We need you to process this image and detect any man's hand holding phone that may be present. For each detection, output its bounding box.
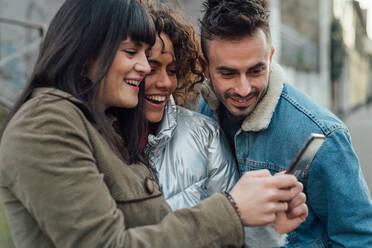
[271,133,325,233]
[285,133,325,179]
[229,134,325,233]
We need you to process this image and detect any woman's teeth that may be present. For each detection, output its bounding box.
[125,80,140,87]
[146,95,166,103]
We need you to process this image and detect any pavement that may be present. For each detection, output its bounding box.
[345,103,372,196]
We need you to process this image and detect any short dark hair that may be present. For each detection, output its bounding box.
[147,2,203,107]
[2,0,155,163]
[200,0,271,60]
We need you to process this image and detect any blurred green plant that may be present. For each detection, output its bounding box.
[330,18,346,83]
[0,106,14,247]
[330,18,346,115]
[0,204,14,248]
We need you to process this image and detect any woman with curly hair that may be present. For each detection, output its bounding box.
[140,3,307,247]
[142,3,238,210]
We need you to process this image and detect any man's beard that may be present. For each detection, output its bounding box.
[223,86,268,122]
[209,76,269,121]
[223,91,259,103]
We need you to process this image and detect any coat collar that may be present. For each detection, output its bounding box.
[200,62,284,132]
[146,96,178,149]
[31,87,102,126]
[31,87,83,105]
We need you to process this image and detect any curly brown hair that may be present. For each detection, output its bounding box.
[146,2,203,108]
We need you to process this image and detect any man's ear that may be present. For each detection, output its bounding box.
[198,55,210,79]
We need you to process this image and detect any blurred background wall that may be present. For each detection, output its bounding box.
[2,0,370,116]
[0,0,372,247]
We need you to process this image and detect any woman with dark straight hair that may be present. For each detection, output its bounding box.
[1,0,156,162]
[0,0,305,247]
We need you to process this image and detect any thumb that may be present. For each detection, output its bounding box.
[244,169,271,178]
[274,170,286,176]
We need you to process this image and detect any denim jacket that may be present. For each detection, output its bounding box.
[197,63,372,248]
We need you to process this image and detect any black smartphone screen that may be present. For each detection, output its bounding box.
[286,133,325,178]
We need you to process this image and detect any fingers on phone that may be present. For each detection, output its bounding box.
[273,188,298,202]
[287,193,307,218]
[276,201,289,212]
[274,174,298,187]
[274,171,286,176]
[288,203,308,220]
[244,169,271,178]
[288,192,306,209]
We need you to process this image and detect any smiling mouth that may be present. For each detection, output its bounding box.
[228,95,256,108]
[145,95,167,104]
[125,80,141,87]
[228,92,258,105]
[231,97,251,103]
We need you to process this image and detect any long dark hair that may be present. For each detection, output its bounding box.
[1,0,155,164]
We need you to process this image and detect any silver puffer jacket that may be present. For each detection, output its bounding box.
[144,98,287,248]
[145,97,238,210]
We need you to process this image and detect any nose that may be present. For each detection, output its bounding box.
[156,70,173,89]
[235,75,252,97]
[134,53,151,75]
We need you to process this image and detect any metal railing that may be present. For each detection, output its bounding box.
[280,24,319,72]
[0,17,45,108]
[0,16,46,37]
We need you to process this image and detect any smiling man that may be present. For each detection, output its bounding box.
[205,30,273,122]
[197,0,372,247]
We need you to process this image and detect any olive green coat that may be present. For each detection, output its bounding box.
[0,88,244,248]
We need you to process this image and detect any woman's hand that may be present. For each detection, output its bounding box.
[230,170,303,226]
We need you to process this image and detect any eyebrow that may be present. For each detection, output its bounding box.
[148,59,162,67]
[248,62,266,72]
[120,40,146,48]
[216,66,239,73]
[148,59,177,67]
[216,62,266,72]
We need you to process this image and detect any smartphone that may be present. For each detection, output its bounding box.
[285,133,325,179]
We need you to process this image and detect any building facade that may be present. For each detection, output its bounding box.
[0,0,335,111]
[334,0,372,116]
[269,0,333,110]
